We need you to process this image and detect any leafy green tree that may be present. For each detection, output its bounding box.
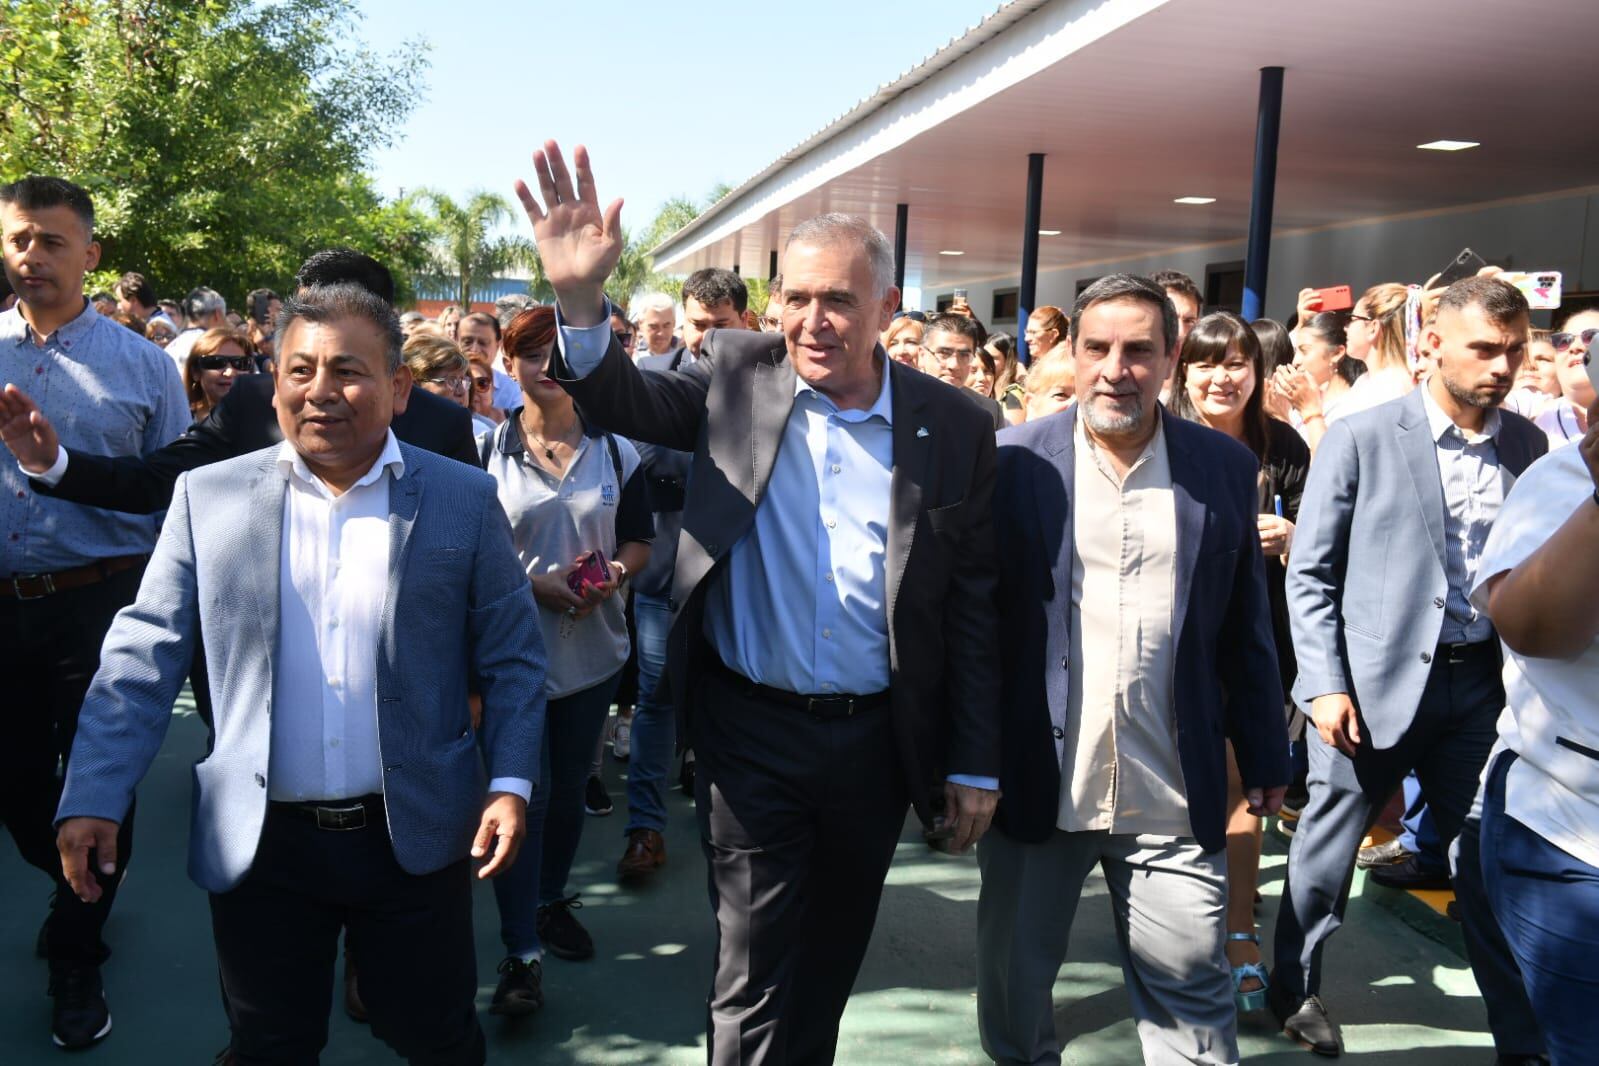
[0,0,432,305]
[420,190,538,310]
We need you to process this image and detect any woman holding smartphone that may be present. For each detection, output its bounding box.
[479,306,653,1016]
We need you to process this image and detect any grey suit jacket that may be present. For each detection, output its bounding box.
[57,443,547,893]
[1287,388,1547,747]
[554,328,1001,826]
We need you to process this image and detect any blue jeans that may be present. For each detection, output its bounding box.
[494,670,621,957]
[624,592,676,835]
[1482,750,1597,1065]
[1398,769,1448,872]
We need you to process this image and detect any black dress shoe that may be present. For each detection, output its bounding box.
[49,959,113,1049]
[536,896,594,961]
[1268,977,1341,1057]
[1355,837,1412,869]
[490,956,544,1016]
[1368,856,1451,891]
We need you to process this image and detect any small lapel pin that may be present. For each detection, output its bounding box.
[916,426,930,438]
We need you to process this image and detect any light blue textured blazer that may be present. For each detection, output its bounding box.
[56,443,547,894]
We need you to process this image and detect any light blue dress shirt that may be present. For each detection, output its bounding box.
[1421,386,1508,644]
[558,303,996,792]
[2,301,189,575]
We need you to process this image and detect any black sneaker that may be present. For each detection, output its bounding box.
[536,896,594,961]
[489,956,544,1016]
[584,776,613,816]
[49,960,112,1049]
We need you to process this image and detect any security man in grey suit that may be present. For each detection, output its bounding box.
[516,140,1002,1065]
[1272,276,1548,1060]
[54,284,548,1065]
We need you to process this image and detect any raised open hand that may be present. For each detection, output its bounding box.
[514,141,623,327]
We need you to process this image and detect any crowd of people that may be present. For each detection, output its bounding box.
[0,142,1593,1066]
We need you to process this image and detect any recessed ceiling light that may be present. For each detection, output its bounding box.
[1173,196,1216,205]
[1417,139,1480,152]
[1038,229,1062,236]
[939,249,964,256]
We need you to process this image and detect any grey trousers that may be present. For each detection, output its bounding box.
[1272,644,1544,1056]
[976,827,1239,1066]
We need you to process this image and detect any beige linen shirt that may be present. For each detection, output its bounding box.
[1059,416,1190,836]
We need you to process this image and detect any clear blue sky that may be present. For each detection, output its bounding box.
[355,0,994,236]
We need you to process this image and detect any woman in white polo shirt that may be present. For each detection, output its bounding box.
[1471,411,1599,1066]
[479,306,652,1016]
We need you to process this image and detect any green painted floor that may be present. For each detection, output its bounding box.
[0,697,1501,1064]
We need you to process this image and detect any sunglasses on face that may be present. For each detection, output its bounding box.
[469,376,493,392]
[1550,328,1599,352]
[614,332,635,348]
[195,356,254,372]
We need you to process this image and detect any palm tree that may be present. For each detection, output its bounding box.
[421,190,536,309]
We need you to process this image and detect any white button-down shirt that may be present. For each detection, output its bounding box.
[269,431,529,802]
[1060,416,1189,836]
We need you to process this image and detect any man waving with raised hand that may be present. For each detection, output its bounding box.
[517,140,1002,1065]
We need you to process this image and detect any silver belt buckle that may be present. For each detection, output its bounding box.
[313,803,367,831]
[10,573,55,600]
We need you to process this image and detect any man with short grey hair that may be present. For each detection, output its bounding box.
[631,291,677,359]
[494,292,535,331]
[167,286,226,367]
[518,140,1001,1065]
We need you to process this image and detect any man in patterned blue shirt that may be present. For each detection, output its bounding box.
[0,175,188,1051]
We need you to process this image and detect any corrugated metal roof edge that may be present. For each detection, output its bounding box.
[647,0,1053,266]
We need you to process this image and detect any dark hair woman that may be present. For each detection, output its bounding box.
[1170,311,1311,1017]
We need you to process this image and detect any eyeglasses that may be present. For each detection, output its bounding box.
[925,346,975,361]
[1550,328,1599,352]
[421,375,468,393]
[194,356,254,372]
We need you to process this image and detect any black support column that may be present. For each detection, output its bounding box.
[893,202,909,310]
[1242,66,1284,321]
[1018,153,1044,364]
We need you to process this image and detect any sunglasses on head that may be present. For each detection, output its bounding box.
[195,355,254,372]
[1549,328,1599,352]
[892,310,928,324]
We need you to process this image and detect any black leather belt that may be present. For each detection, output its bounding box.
[710,658,889,720]
[269,794,383,831]
[1437,639,1498,665]
[1,553,147,600]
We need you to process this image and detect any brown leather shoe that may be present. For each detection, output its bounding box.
[617,829,666,883]
[344,950,368,1023]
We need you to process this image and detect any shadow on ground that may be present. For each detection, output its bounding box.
[0,703,1495,1064]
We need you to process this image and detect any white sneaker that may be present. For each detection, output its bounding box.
[612,716,632,760]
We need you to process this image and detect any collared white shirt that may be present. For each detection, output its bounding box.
[1421,385,1508,644]
[1471,444,1599,869]
[1060,416,1189,836]
[269,431,530,802]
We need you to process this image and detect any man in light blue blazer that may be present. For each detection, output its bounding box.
[53,283,547,1066]
[1272,276,1547,1061]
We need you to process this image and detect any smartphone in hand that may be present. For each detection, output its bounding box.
[566,549,612,596]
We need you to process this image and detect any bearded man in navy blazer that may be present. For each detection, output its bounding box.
[976,274,1289,1066]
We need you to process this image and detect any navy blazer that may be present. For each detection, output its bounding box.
[990,406,1289,853]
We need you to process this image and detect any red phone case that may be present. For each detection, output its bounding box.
[1311,285,1353,312]
[567,549,612,596]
